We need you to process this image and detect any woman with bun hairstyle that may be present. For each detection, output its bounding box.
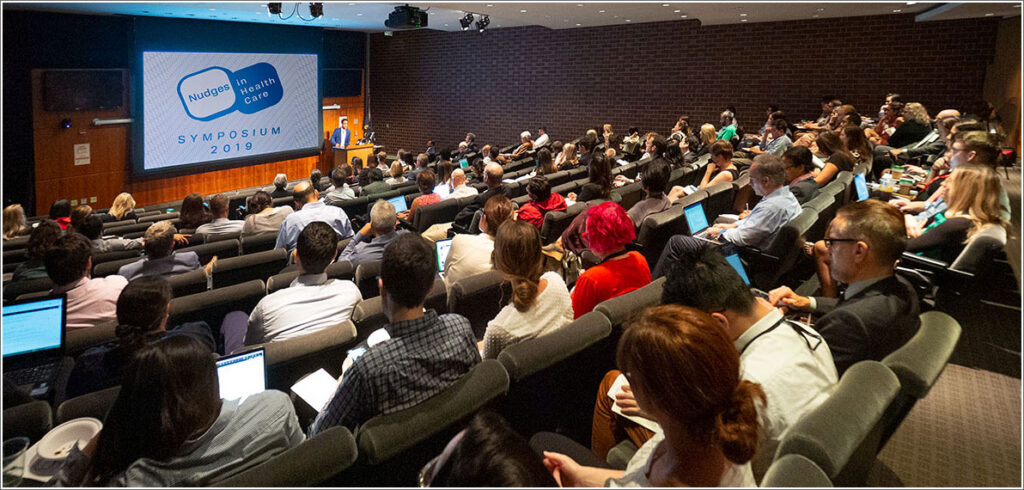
[481,220,573,359]
[541,304,763,486]
[64,276,215,399]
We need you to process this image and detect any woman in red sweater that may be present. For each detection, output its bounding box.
[570,202,651,318]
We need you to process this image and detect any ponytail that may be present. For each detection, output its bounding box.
[714,380,766,464]
[508,276,540,313]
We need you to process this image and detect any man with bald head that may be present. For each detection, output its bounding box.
[447,168,479,200]
[274,180,353,251]
[451,162,510,234]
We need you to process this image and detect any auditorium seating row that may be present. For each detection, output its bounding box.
[3,274,963,487]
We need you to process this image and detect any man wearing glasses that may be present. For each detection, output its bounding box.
[769,200,921,375]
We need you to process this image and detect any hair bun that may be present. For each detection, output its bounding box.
[714,380,765,464]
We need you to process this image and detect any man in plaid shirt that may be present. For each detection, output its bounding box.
[310,233,480,434]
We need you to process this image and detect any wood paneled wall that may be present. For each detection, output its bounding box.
[31,71,364,215]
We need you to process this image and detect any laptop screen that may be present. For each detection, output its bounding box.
[459,158,469,169]
[387,195,408,213]
[684,202,709,235]
[724,253,752,286]
[854,173,869,202]
[215,348,266,402]
[435,238,453,273]
[2,297,65,358]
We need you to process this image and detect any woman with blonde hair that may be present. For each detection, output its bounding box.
[887,102,932,149]
[3,204,27,239]
[386,161,407,185]
[481,220,572,359]
[696,123,717,156]
[906,165,1011,262]
[109,192,137,221]
[556,142,579,171]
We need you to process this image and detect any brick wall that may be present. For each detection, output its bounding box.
[368,13,998,152]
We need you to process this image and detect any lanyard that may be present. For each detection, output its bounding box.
[739,317,823,354]
[599,249,630,264]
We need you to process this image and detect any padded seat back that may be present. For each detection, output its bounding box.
[240,231,279,254]
[761,454,833,487]
[3,277,54,302]
[774,361,900,486]
[497,312,613,441]
[213,426,358,487]
[272,196,296,209]
[194,230,242,244]
[3,248,28,266]
[352,360,509,485]
[412,199,460,233]
[102,222,152,236]
[138,212,180,223]
[539,201,587,245]
[594,277,665,327]
[233,320,358,389]
[338,196,370,220]
[745,208,817,289]
[176,239,241,264]
[950,224,1007,275]
[546,170,571,187]
[56,386,121,424]
[834,171,854,205]
[3,400,53,444]
[613,182,644,210]
[167,268,209,297]
[168,279,266,328]
[446,270,509,340]
[635,190,707,266]
[92,249,141,267]
[703,182,736,222]
[211,249,289,289]
[66,320,118,358]
[266,260,355,294]
[354,261,381,299]
[803,194,836,242]
[3,235,30,250]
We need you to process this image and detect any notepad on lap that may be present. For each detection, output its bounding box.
[607,374,662,433]
[291,369,338,413]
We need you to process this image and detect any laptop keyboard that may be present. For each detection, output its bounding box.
[7,361,59,387]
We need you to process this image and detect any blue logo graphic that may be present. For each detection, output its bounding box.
[177,62,283,121]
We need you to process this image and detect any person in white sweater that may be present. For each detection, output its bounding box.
[481,220,573,359]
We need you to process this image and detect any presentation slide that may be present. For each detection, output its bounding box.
[141,51,320,172]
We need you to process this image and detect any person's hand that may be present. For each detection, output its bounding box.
[705,225,722,239]
[931,157,950,175]
[173,234,190,245]
[567,192,578,202]
[615,384,651,420]
[359,223,372,236]
[543,451,585,487]
[203,256,218,276]
[748,147,765,154]
[768,286,811,313]
[905,165,926,175]
[738,209,752,220]
[905,215,924,238]
[899,201,926,214]
[890,148,904,158]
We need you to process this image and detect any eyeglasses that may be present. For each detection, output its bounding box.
[823,237,859,247]
[949,145,968,154]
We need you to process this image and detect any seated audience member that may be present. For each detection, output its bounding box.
[518,176,567,230]
[323,165,357,205]
[534,127,551,149]
[65,276,215,399]
[782,146,820,204]
[452,162,510,233]
[423,411,557,487]
[52,335,303,486]
[11,220,62,282]
[770,200,921,375]
[694,123,717,156]
[435,160,455,194]
[361,167,391,196]
[310,234,480,434]
[118,221,203,280]
[426,140,436,160]
[45,233,128,329]
[274,181,353,251]
[270,173,291,198]
[603,124,616,148]
[540,305,761,487]
[68,204,93,235]
[905,165,1010,263]
[309,168,324,190]
[445,195,515,288]
[656,248,836,478]
[535,148,558,176]
[399,169,440,221]
[510,130,534,158]
[716,110,738,141]
[349,155,365,173]
[447,168,479,200]
[627,159,671,227]
[663,137,685,167]
[810,96,839,128]
[814,151,856,187]
[842,125,874,168]
[241,190,294,236]
[178,192,212,231]
[339,199,408,265]
[482,220,573,359]
[247,222,361,345]
[576,135,598,169]
[753,119,792,157]
[873,111,959,175]
[108,192,138,222]
[699,140,739,189]
[670,115,691,140]
[568,153,613,203]
[3,203,28,239]
[377,151,394,175]
[556,142,579,170]
[480,144,494,164]
[49,199,72,230]
[571,202,651,318]
[465,132,479,153]
[867,100,903,146]
[194,194,244,237]
[455,141,470,161]
[407,153,431,182]
[642,133,667,161]
[887,102,933,149]
[653,155,801,278]
[386,160,408,186]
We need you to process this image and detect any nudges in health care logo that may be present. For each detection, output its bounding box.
[177,62,283,121]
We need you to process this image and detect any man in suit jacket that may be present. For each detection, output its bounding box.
[782,146,820,205]
[331,118,351,148]
[451,162,509,234]
[769,199,920,375]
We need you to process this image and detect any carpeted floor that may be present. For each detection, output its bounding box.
[869,363,1022,487]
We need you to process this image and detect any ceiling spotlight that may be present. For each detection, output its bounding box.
[892,9,902,13]
[476,15,490,32]
[460,12,474,30]
[309,2,324,18]
[267,2,282,15]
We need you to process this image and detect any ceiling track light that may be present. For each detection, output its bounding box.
[309,2,323,18]
[267,2,282,15]
[476,14,490,32]
[459,12,474,30]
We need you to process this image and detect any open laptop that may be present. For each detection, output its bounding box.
[215,348,266,402]
[458,158,469,169]
[435,238,453,280]
[853,173,869,202]
[723,253,770,299]
[684,202,723,245]
[387,195,408,214]
[2,296,67,397]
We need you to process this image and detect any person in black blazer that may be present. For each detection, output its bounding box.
[782,146,820,205]
[769,199,920,375]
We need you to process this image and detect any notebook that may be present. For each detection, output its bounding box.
[854,173,869,202]
[2,296,67,396]
[215,348,266,402]
[387,195,408,213]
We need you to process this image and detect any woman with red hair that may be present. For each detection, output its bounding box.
[570,202,651,318]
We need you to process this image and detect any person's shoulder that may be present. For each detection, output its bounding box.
[234,390,296,421]
[437,312,473,332]
[98,274,129,288]
[324,278,362,297]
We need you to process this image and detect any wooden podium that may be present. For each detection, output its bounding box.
[331,143,374,170]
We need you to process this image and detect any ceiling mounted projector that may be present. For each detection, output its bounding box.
[384,4,428,29]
